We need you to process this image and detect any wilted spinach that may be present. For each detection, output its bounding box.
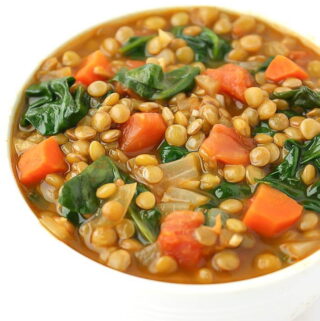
[59,155,162,240]
[201,181,252,209]
[128,205,161,244]
[60,207,87,226]
[259,137,320,212]
[113,63,200,100]
[172,26,231,67]
[253,121,276,136]
[158,141,189,163]
[21,77,89,135]
[120,35,154,59]
[272,86,320,109]
[59,156,120,215]
[254,56,274,73]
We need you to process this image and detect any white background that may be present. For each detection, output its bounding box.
[0,0,319,320]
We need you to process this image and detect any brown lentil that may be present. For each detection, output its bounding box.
[268,113,289,131]
[244,87,266,108]
[102,200,125,222]
[92,226,117,247]
[96,183,117,199]
[136,191,156,210]
[154,256,178,274]
[299,212,319,232]
[165,124,188,146]
[301,164,317,185]
[219,199,243,214]
[258,100,277,120]
[212,250,240,271]
[74,126,97,140]
[223,165,246,183]
[91,111,111,132]
[246,165,265,185]
[250,146,271,167]
[142,165,163,184]
[196,268,214,284]
[254,253,282,271]
[100,129,121,143]
[107,249,131,271]
[194,226,217,246]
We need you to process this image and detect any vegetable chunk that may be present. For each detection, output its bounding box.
[120,113,166,156]
[244,184,303,237]
[265,55,308,82]
[200,124,255,165]
[204,63,253,101]
[75,50,112,85]
[158,211,204,268]
[18,137,67,185]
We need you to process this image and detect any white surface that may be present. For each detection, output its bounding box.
[0,0,319,320]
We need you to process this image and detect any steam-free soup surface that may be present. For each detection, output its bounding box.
[11,7,320,284]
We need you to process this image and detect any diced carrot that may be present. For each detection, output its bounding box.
[158,211,205,269]
[18,137,67,185]
[200,124,255,165]
[120,113,166,156]
[265,55,308,82]
[125,60,145,69]
[204,64,253,102]
[243,184,303,237]
[75,50,112,85]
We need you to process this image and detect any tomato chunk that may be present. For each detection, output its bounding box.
[120,113,166,156]
[204,64,253,102]
[244,184,303,237]
[158,211,205,269]
[265,55,308,82]
[200,124,255,165]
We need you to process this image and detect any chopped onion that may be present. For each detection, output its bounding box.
[109,183,137,216]
[158,202,191,214]
[79,183,137,256]
[14,138,36,154]
[149,153,201,197]
[40,181,57,203]
[40,215,70,241]
[280,240,320,260]
[135,243,160,267]
[161,186,209,209]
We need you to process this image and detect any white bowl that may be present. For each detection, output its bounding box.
[2,2,320,321]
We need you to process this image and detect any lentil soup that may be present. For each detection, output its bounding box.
[11,7,320,284]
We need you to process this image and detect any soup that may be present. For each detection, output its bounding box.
[11,7,320,284]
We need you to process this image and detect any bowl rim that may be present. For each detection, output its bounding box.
[6,5,320,293]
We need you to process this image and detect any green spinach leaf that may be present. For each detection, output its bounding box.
[59,155,163,237]
[172,26,231,67]
[128,206,161,244]
[113,63,200,100]
[272,86,320,109]
[120,35,154,59]
[254,56,274,73]
[259,138,320,212]
[158,140,189,163]
[253,121,276,136]
[212,181,252,200]
[59,156,120,215]
[22,77,89,135]
[60,207,86,227]
[201,181,252,209]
